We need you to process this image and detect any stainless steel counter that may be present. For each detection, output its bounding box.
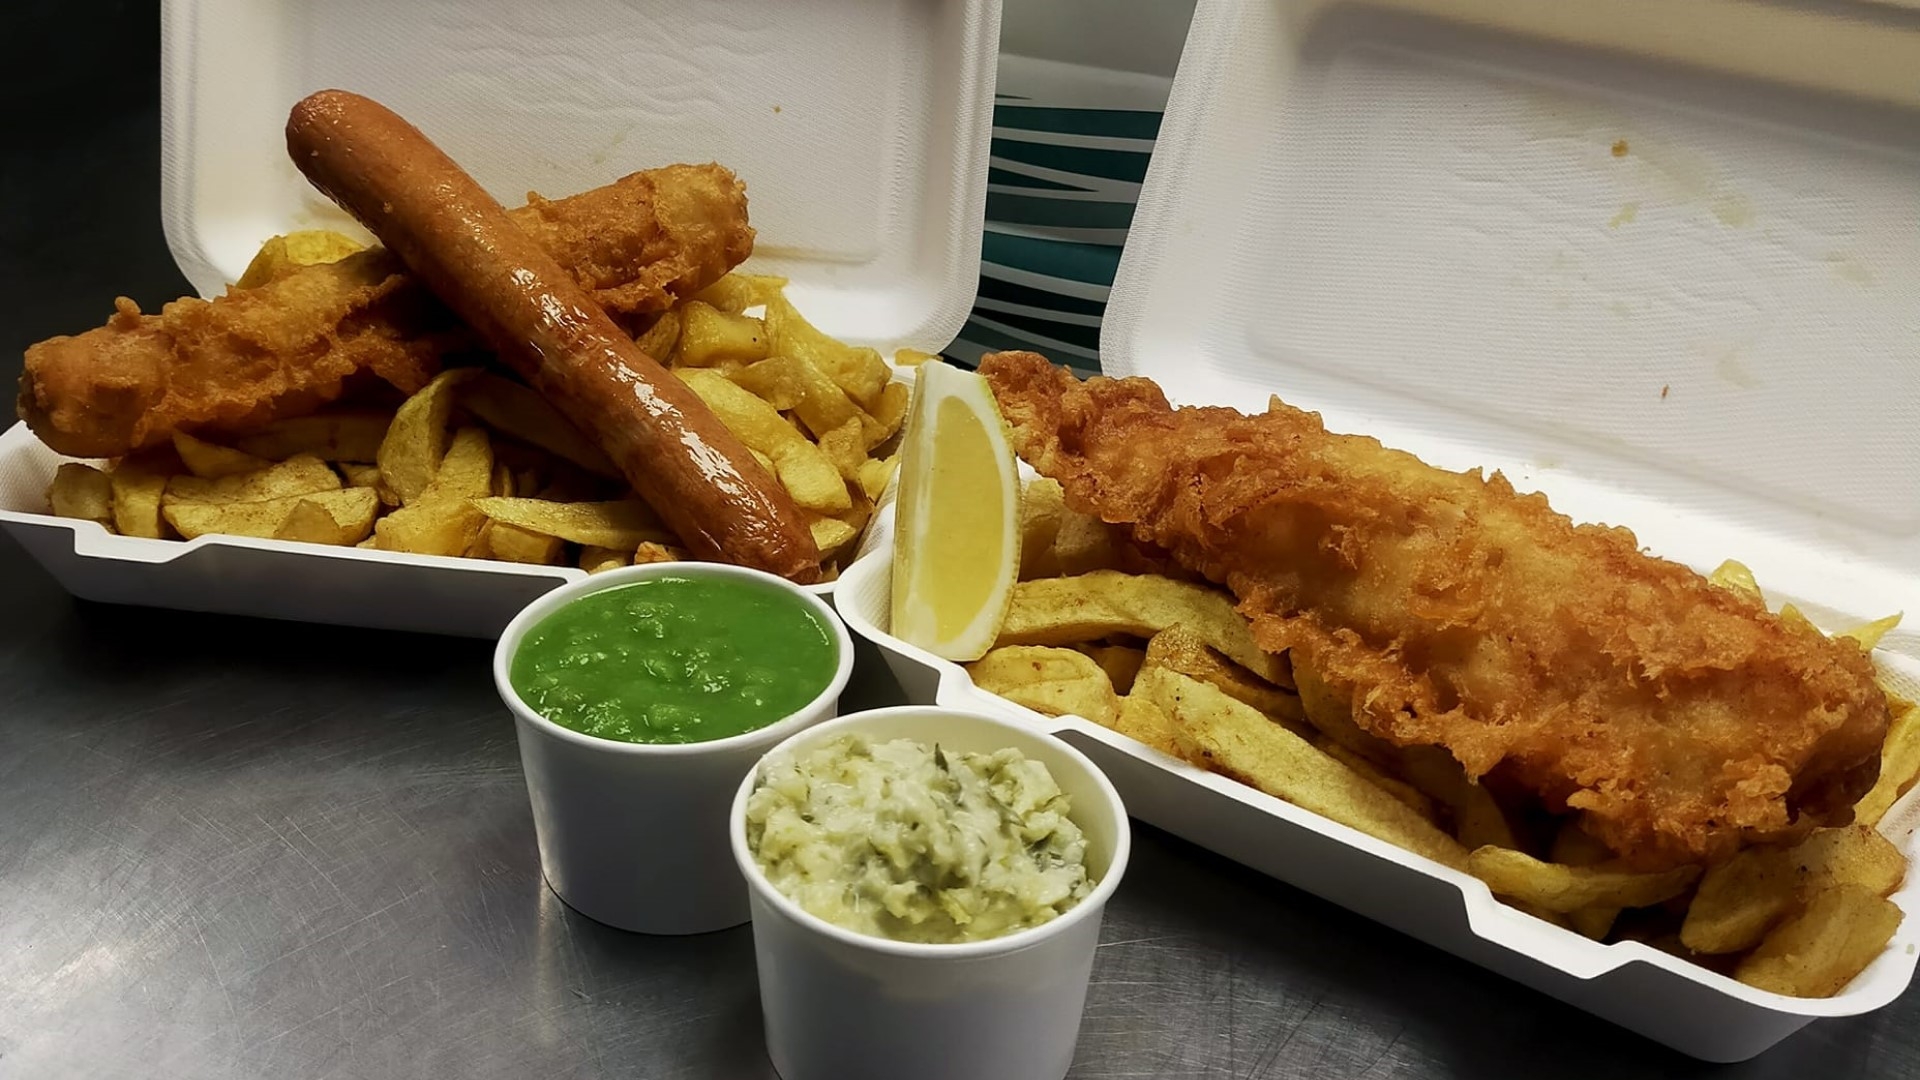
[3,5,1915,1077]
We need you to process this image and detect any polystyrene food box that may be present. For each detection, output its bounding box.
[840,0,1920,1063]
[0,0,998,635]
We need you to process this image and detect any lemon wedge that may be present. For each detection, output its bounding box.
[891,361,1020,661]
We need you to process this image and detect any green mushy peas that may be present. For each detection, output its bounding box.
[510,575,835,745]
[746,734,1094,944]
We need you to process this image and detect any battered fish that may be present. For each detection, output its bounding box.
[981,352,1890,870]
[18,164,754,458]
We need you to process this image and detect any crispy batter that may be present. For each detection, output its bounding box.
[18,164,754,458]
[981,352,1890,870]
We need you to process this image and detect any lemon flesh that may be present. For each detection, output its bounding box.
[891,363,1020,661]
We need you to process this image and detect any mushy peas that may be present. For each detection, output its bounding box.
[746,734,1093,943]
[510,575,836,744]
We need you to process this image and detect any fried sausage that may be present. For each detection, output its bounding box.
[285,89,819,582]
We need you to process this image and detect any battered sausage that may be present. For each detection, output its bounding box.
[285,89,820,582]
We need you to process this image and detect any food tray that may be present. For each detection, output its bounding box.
[0,0,999,635]
[841,0,1920,1061]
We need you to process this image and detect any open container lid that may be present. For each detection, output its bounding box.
[1103,0,1920,666]
[160,0,1000,356]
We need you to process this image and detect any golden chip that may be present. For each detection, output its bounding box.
[480,521,566,565]
[1681,825,1907,954]
[969,646,1120,727]
[1856,693,1920,828]
[1139,667,1468,871]
[233,412,391,464]
[677,368,851,512]
[377,369,476,504]
[673,301,770,367]
[164,455,340,505]
[48,463,113,527]
[634,307,682,362]
[693,272,789,314]
[171,432,271,479]
[167,487,377,543]
[110,450,179,539]
[472,498,674,550]
[235,229,365,289]
[998,571,1289,686]
[458,374,619,478]
[272,489,380,546]
[1466,847,1698,914]
[764,294,889,409]
[1734,884,1902,998]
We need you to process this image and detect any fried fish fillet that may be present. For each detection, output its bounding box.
[18,164,754,458]
[981,351,1890,870]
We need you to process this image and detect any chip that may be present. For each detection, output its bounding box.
[1856,694,1920,828]
[377,369,476,504]
[47,463,113,527]
[579,546,632,574]
[1139,667,1469,871]
[673,300,771,367]
[764,294,889,409]
[1467,847,1698,914]
[168,488,378,543]
[164,455,340,505]
[969,645,1121,727]
[233,412,392,464]
[1734,884,1902,998]
[1681,825,1907,954]
[471,498,674,550]
[171,432,270,479]
[458,374,619,477]
[997,571,1290,686]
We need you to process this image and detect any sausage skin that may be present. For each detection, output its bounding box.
[285,89,820,582]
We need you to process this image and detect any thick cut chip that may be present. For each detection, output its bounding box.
[999,571,1289,686]
[693,272,789,314]
[458,374,618,477]
[866,380,911,449]
[634,308,682,362]
[1315,741,1437,821]
[1142,625,1304,731]
[1734,884,1903,998]
[234,412,392,464]
[1856,694,1920,828]
[167,487,377,542]
[734,355,865,442]
[1019,477,1068,580]
[969,646,1120,727]
[858,455,898,502]
[164,455,340,505]
[375,499,484,556]
[111,450,179,539]
[472,498,674,550]
[1681,825,1908,954]
[816,417,867,482]
[1551,824,1623,940]
[48,463,114,527]
[172,432,270,478]
[482,521,566,565]
[673,301,771,367]
[808,516,860,563]
[765,295,889,409]
[434,428,494,501]
[235,229,364,288]
[1111,694,1186,759]
[1078,644,1146,695]
[1140,668,1468,871]
[1467,847,1698,914]
[377,369,476,504]
[894,348,939,367]
[272,489,380,546]
[677,368,852,513]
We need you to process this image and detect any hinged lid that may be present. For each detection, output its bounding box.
[1104,0,1920,635]
[160,0,1000,354]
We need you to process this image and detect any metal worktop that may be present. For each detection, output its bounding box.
[2,5,1914,1077]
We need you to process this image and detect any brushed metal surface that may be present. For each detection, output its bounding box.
[3,4,1917,1077]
